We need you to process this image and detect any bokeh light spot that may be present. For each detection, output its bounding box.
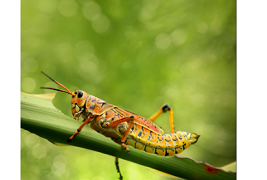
[22,77,36,92]
[25,134,40,148]
[26,150,35,163]
[52,155,68,176]
[82,1,102,21]
[155,33,171,50]
[171,29,187,46]
[196,21,208,34]
[77,60,100,83]
[139,5,156,22]
[32,144,47,159]
[79,61,97,74]
[22,58,38,73]
[38,0,57,14]
[74,40,95,60]
[91,14,110,33]
[139,1,160,22]
[58,0,78,17]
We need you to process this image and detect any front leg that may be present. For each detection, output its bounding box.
[67,115,94,143]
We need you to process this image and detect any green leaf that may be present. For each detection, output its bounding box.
[21,92,236,180]
[221,161,236,172]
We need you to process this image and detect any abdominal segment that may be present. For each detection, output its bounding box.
[125,123,193,156]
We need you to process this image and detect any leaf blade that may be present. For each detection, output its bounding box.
[21,93,236,180]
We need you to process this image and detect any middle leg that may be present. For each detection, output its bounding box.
[115,157,123,180]
[107,115,135,154]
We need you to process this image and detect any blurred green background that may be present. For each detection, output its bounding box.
[21,0,236,179]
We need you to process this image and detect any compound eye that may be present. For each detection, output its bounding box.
[77,91,83,98]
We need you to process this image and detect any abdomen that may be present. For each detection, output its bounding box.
[125,123,199,156]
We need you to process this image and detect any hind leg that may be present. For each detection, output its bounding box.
[148,104,175,133]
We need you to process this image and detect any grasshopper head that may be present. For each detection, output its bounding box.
[71,90,89,119]
[40,71,89,121]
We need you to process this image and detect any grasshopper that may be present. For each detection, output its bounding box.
[41,71,200,180]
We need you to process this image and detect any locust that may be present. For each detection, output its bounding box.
[40,71,200,180]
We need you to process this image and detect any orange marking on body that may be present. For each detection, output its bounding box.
[71,98,76,104]
[135,118,161,134]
